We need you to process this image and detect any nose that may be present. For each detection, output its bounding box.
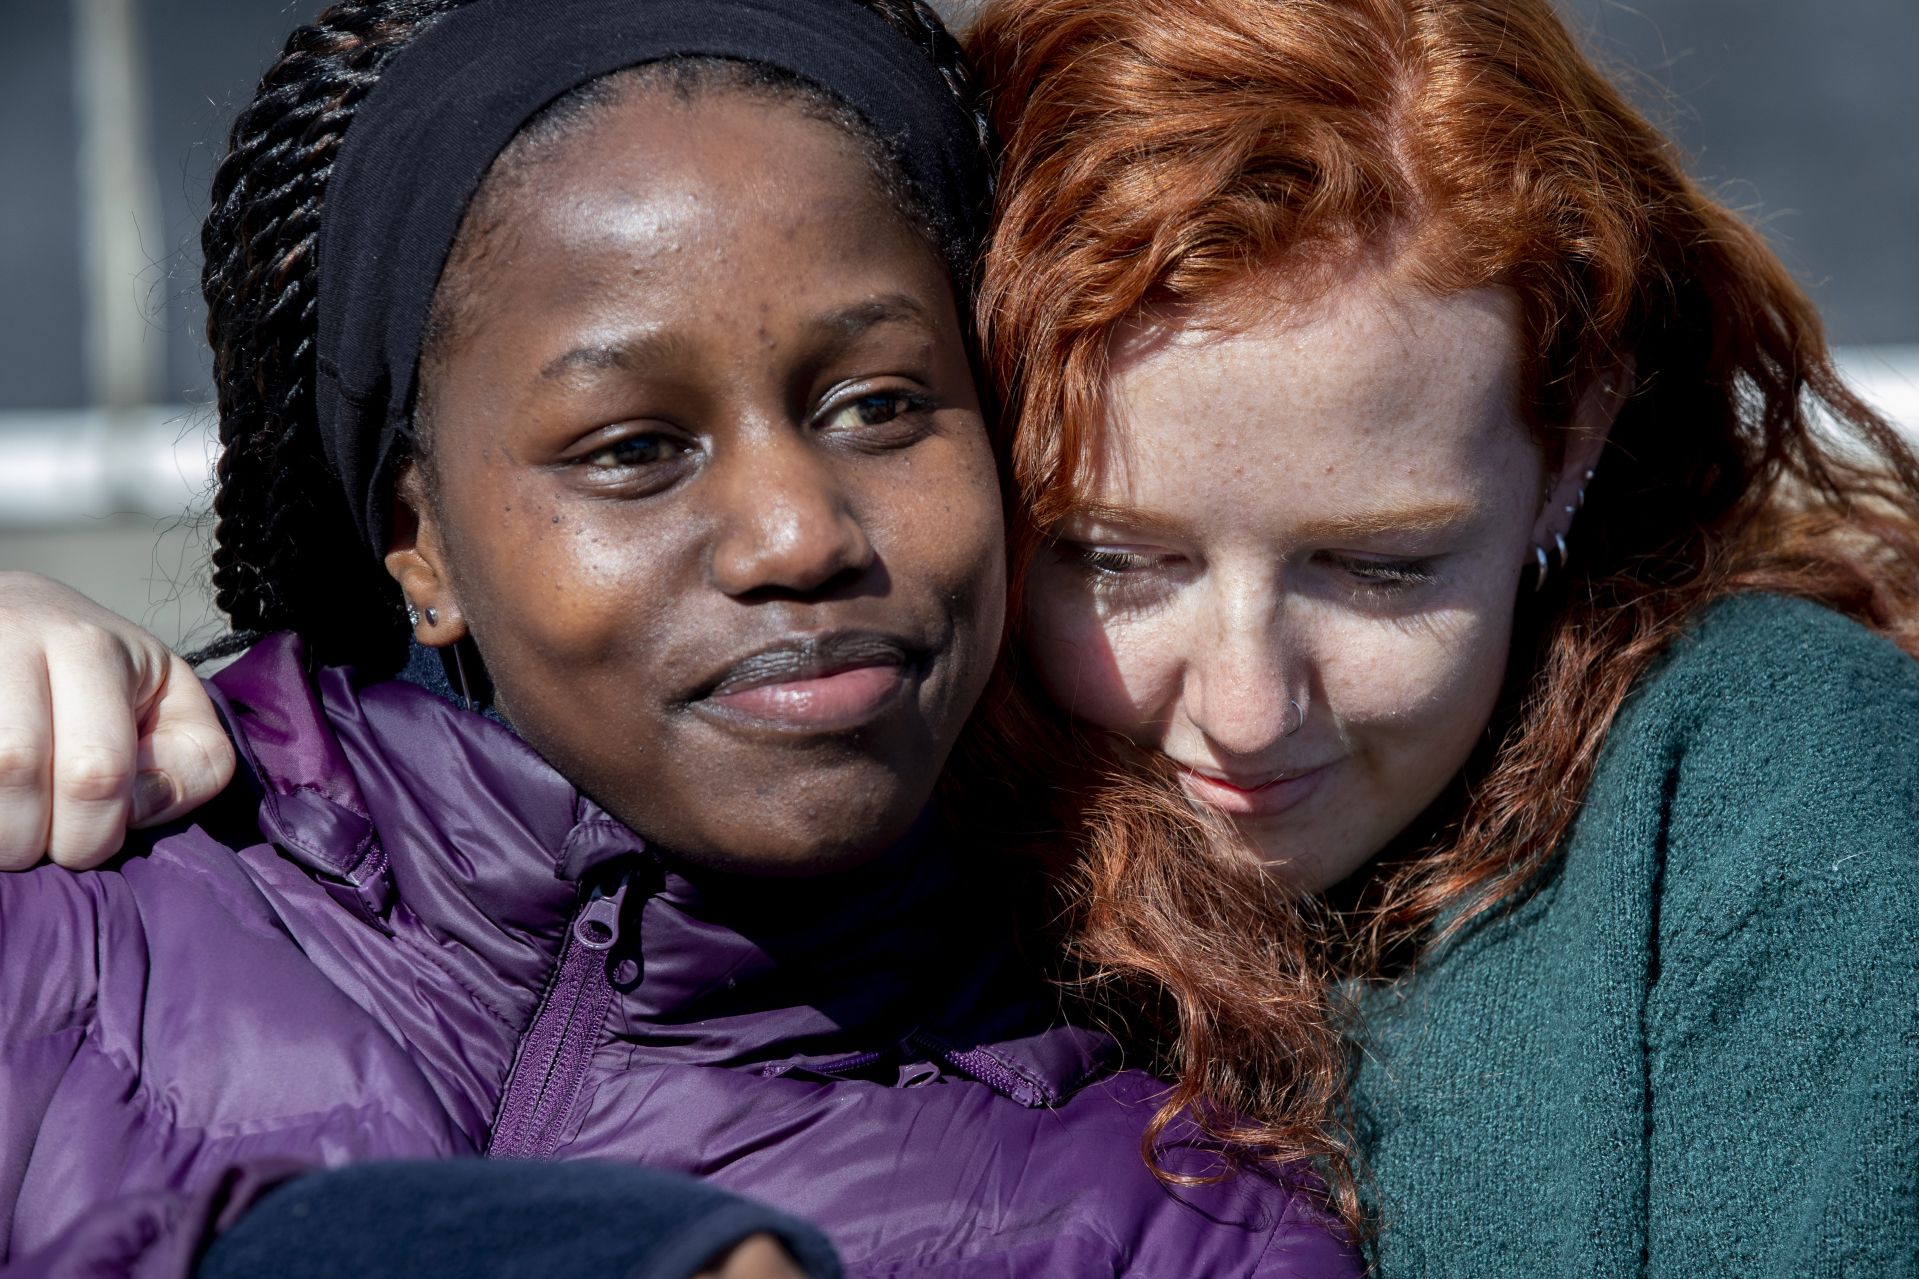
[707,430,875,598]
[1180,579,1303,761]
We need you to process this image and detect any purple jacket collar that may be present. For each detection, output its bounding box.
[209,632,1113,1107]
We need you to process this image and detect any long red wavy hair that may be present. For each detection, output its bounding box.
[952,0,1919,1234]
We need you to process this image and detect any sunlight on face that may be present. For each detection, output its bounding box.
[1025,268,1577,890]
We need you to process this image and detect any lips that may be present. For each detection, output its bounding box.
[692,631,918,733]
[1175,762,1333,818]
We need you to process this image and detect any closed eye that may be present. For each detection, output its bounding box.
[1323,553,1440,592]
[1076,547,1161,575]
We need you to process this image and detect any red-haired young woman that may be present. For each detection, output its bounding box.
[956,0,1919,1271]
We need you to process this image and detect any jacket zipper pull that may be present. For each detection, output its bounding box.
[488,866,638,1161]
[573,880,626,952]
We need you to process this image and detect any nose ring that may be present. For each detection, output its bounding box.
[1285,698,1304,737]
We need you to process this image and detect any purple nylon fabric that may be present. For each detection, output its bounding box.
[0,634,1359,1277]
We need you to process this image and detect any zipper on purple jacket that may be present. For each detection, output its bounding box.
[486,873,630,1160]
[909,1030,1047,1107]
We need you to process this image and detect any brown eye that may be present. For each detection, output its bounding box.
[817,389,936,444]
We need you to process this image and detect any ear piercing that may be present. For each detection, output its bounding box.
[1532,535,1572,592]
[405,601,440,628]
[1532,469,1596,590]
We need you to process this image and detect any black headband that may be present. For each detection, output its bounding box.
[313,0,987,554]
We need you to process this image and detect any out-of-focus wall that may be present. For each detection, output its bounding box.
[1557,0,1919,344]
[2,0,1916,648]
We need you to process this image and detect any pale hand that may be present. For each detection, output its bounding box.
[695,1235,810,1279]
[0,572,235,870]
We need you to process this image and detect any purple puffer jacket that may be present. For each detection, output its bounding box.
[0,634,1358,1277]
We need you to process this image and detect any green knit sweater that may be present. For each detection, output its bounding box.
[1353,595,1919,1278]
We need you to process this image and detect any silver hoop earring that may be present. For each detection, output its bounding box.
[1285,698,1304,738]
[1532,543,1551,591]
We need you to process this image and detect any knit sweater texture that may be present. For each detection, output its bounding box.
[1353,594,1919,1278]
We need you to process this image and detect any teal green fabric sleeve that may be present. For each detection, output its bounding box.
[1354,595,1919,1278]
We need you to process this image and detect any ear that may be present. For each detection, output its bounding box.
[1531,358,1634,545]
[383,462,470,648]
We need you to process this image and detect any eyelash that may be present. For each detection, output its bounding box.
[1075,548,1161,576]
[818,389,938,443]
[582,433,691,470]
[1064,545,1440,596]
[1327,555,1440,594]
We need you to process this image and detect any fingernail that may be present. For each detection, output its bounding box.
[131,771,174,824]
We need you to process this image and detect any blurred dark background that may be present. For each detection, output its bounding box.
[3,0,1915,644]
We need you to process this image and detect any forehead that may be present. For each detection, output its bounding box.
[447,87,940,332]
[1092,276,1527,509]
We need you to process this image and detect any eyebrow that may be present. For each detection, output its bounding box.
[1064,498,1480,543]
[1067,502,1200,541]
[814,293,937,346]
[1289,500,1481,541]
[538,330,700,383]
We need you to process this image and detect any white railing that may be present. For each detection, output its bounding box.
[0,404,217,528]
[1,346,1916,530]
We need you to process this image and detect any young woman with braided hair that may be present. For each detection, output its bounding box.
[0,0,1359,1274]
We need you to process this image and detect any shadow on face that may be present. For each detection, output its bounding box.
[385,83,1006,876]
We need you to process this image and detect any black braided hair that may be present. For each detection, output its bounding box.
[200,0,993,673]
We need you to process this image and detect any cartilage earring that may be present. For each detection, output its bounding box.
[1554,531,1570,569]
[1532,543,1551,591]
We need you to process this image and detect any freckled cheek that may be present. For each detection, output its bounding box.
[1024,587,1185,740]
[1316,607,1511,761]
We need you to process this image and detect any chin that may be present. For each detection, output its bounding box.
[1229,821,1372,895]
[652,790,930,880]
